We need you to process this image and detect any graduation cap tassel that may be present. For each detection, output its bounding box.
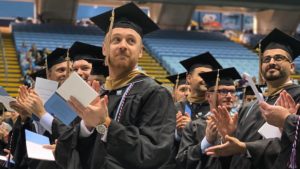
[288,115,300,169]
[66,48,71,77]
[258,39,264,85]
[242,87,247,104]
[212,69,220,109]
[104,8,115,66]
[173,73,180,102]
[45,55,49,78]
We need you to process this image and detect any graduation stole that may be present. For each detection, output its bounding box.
[211,69,220,109]
[187,94,206,104]
[104,69,147,90]
[289,115,300,169]
[264,80,293,97]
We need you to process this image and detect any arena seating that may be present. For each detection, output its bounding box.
[144,30,260,77]
[12,24,270,77]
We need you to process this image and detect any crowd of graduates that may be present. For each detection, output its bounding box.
[0,2,299,169]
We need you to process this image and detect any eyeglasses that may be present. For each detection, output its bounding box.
[246,97,257,102]
[208,89,236,96]
[261,55,291,63]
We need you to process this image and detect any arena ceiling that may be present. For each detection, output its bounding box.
[79,0,300,10]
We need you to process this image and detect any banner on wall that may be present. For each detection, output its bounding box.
[243,15,254,31]
[222,13,242,30]
[199,12,222,30]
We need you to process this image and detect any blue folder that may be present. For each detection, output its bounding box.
[0,86,9,96]
[44,93,77,125]
[25,129,50,145]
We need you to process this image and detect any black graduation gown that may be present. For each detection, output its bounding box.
[174,100,210,168]
[9,116,72,169]
[176,101,210,121]
[176,115,230,169]
[55,75,177,169]
[230,84,300,169]
[272,114,300,169]
[9,116,40,169]
[176,117,207,169]
[35,115,82,169]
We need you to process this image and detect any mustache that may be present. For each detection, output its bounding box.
[266,64,280,71]
[118,50,129,57]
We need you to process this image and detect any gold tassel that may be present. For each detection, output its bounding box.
[173,73,180,102]
[104,8,115,66]
[212,69,220,109]
[258,39,264,85]
[66,48,71,77]
[45,54,49,78]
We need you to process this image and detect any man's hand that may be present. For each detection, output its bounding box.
[211,106,238,138]
[176,111,191,130]
[87,80,101,93]
[205,135,246,157]
[205,116,217,144]
[17,86,46,118]
[68,95,109,130]
[9,101,31,118]
[276,90,300,114]
[0,127,8,143]
[259,101,291,128]
[43,139,57,153]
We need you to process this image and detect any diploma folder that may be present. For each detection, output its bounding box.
[25,130,55,161]
[0,87,16,112]
[44,72,99,125]
[0,86,9,96]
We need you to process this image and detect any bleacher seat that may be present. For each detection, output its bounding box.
[144,30,260,77]
[14,24,300,78]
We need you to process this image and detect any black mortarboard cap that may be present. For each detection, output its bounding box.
[180,52,223,73]
[85,58,109,77]
[199,67,241,88]
[29,69,47,80]
[154,79,162,85]
[90,2,159,37]
[166,72,187,86]
[244,84,266,95]
[255,28,300,61]
[69,41,103,62]
[40,48,68,69]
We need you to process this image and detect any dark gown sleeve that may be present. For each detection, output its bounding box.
[272,114,300,169]
[34,117,77,169]
[56,85,176,169]
[51,118,71,140]
[246,138,281,169]
[282,114,300,142]
[55,125,84,169]
[10,116,40,169]
[104,86,176,169]
[238,87,300,169]
[176,120,206,169]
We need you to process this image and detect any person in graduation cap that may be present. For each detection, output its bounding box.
[242,85,265,104]
[166,72,190,103]
[20,44,108,142]
[42,47,72,86]
[176,67,241,169]
[86,58,109,85]
[24,68,47,87]
[55,2,176,169]
[205,28,300,169]
[259,90,300,169]
[69,41,104,82]
[7,48,72,169]
[174,52,222,143]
